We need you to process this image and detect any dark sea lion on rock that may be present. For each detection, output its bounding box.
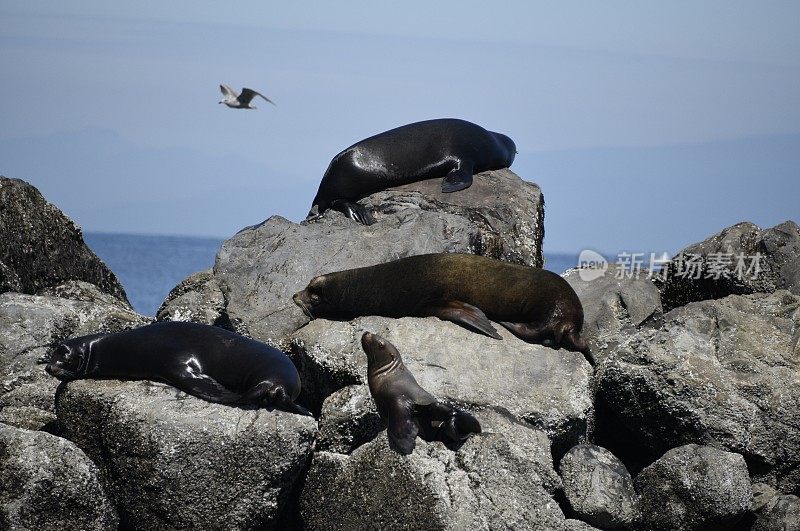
[293,253,593,365]
[307,118,517,224]
[45,321,311,415]
[361,332,481,454]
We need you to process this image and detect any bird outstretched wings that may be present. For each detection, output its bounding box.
[240,88,275,106]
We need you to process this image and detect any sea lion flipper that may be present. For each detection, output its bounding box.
[450,410,482,438]
[499,321,548,342]
[418,402,482,441]
[418,300,502,340]
[173,371,242,404]
[386,398,420,455]
[329,199,376,225]
[441,167,474,193]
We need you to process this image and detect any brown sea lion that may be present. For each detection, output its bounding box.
[361,332,481,454]
[293,253,593,365]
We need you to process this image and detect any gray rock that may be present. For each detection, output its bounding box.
[0,287,150,430]
[659,220,800,310]
[317,384,383,454]
[56,379,317,530]
[633,444,752,531]
[595,290,800,494]
[213,169,544,340]
[290,316,593,453]
[559,444,635,528]
[0,422,118,530]
[752,492,800,531]
[563,520,603,531]
[155,268,232,328]
[0,176,129,304]
[300,410,566,531]
[564,264,662,358]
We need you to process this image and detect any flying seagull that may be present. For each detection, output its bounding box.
[219,84,275,109]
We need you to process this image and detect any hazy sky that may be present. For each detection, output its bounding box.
[1,1,798,254]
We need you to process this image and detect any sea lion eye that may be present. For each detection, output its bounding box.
[378,340,385,348]
[310,294,321,304]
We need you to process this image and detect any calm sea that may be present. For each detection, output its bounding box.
[84,232,581,316]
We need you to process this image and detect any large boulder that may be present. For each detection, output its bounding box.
[207,169,543,340]
[155,269,232,328]
[596,290,800,493]
[563,265,663,359]
[558,444,635,528]
[290,315,593,454]
[300,410,567,530]
[752,491,800,531]
[632,444,752,531]
[658,220,800,310]
[56,379,317,530]
[316,384,383,454]
[0,283,150,431]
[0,176,129,304]
[0,422,118,530]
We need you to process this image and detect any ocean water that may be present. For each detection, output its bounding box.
[84,232,581,317]
[84,233,224,317]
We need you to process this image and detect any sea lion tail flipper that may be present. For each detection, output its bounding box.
[329,199,376,225]
[441,167,474,193]
[449,410,482,439]
[240,382,314,416]
[421,402,482,441]
[418,300,502,340]
[386,398,420,455]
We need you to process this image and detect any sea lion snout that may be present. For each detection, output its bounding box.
[292,290,314,317]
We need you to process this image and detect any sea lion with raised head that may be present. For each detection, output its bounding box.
[307,118,517,225]
[45,321,311,415]
[361,331,481,454]
[293,253,593,365]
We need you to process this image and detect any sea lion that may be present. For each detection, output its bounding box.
[293,253,594,365]
[307,118,517,224]
[45,321,311,415]
[361,332,481,454]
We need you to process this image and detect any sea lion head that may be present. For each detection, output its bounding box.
[292,275,332,317]
[361,332,403,377]
[494,132,517,166]
[45,336,95,381]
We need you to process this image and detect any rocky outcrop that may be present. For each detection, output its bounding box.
[0,422,118,530]
[632,444,752,531]
[0,176,129,303]
[658,220,800,310]
[290,316,593,454]
[316,384,382,454]
[752,491,800,531]
[155,269,231,328]
[563,265,663,359]
[559,444,635,528]
[595,290,800,493]
[300,410,566,531]
[0,282,149,431]
[56,379,317,530]
[211,169,543,340]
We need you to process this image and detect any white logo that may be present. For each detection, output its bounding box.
[578,250,608,281]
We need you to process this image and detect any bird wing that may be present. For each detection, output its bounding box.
[219,84,237,98]
[240,88,276,106]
